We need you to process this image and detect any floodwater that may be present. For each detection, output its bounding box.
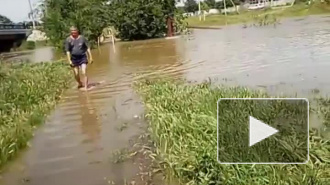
[0,47,60,63]
[1,14,330,185]
[185,15,330,97]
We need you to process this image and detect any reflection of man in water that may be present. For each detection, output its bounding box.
[79,93,100,143]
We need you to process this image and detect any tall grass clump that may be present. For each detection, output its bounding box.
[25,41,36,50]
[135,79,330,185]
[0,61,71,167]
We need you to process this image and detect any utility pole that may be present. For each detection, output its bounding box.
[223,0,227,16]
[223,0,227,25]
[28,0,36,30]
[199,0,201,21]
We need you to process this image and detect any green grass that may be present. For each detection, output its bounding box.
[316,97,330,127]
[186,3,330,27]
[0,61,71,167]
[135,79,330,185]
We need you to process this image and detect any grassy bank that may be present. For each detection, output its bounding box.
[0,61,71,167]
[135,79,330,185]
[186,3,330,27]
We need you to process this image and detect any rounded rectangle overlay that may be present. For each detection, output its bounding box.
[217,98,309,165]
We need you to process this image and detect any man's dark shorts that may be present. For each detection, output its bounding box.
[70,54,88,67]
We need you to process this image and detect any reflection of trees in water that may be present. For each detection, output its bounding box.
[110,38,187,82]
[115,39,179,66]
[79,93,101,143]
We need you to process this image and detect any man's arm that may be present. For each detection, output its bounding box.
[83,37,93,62]
[66,52,71,63]
[64,38,72,64]
[87,48,93,62]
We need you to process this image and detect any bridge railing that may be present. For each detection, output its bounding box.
[0,23,28,30]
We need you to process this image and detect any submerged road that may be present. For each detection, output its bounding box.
[0,38,187,185]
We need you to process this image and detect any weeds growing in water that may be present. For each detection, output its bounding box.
[116,122,129,132]
[243,13,281,28]
[253,13,280,27]
[134,78,330,185]
[110,148,137,164]
[0,61,71,167]
[315,97,330,127]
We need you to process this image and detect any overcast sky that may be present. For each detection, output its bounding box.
[0,0,40,22]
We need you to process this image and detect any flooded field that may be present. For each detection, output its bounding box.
[1,15,330,185]
[185,15,330,97]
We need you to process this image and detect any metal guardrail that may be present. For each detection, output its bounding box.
[0,23,28,30]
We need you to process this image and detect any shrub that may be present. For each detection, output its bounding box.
[41,0,110,49]
[108,0,185,41]
[0,61,71,167]
[109,0,166,41]
[26,41,36,50]
[184,0,199,13]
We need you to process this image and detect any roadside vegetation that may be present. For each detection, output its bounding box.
[135,79,330,185]
[108,0,187,41]
[0,61,71,167]
[40,0,186,47]
[41,0,110,49]
[25,0,330,47]
[186,1,330,27]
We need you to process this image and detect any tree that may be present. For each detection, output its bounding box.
[184,0,199,13]
[108,0,186,41]
[214,0,240,9]
[41,0,110,49]
[0,14,12,23]
[162,0,176,17]
[205,0,217,8]
[201,2,210,12]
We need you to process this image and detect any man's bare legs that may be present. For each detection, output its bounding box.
[81,63,88,90]
[72,66,83,88]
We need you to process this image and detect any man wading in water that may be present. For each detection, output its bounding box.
[65,26,93,90]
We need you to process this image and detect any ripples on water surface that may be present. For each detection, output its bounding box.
[85,15,330,97]
[2,15,330,185]
[4,15,330,96]
[183,15,330,96]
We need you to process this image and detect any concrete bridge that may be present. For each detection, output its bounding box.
[0,23,32,53]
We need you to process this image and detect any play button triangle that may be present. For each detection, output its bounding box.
[249,116,279,147]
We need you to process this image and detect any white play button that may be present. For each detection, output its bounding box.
[249,116,279,147]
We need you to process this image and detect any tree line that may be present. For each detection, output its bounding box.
[39,0,185,49]
[0,15,13,23]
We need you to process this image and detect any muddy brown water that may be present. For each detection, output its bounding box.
[1,15,330,185]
